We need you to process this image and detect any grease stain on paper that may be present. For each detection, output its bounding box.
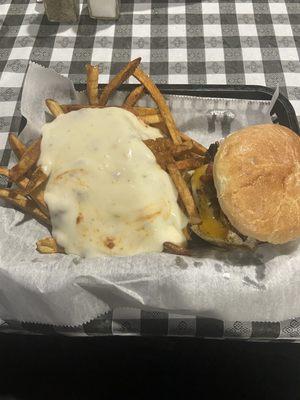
[175,256,188,270]
[243,276,266,290]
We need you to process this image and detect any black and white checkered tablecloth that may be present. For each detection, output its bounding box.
[0,0,299,166]
[0,0,300,339]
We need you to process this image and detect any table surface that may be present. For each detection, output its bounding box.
[0,0,300,167]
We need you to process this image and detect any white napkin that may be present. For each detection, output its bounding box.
[1,62,298,326]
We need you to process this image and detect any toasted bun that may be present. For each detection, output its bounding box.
[213,124,300,244]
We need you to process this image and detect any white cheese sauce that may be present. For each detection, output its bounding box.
[39,107,187,257]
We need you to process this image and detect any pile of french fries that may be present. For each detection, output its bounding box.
[0,58,208,256]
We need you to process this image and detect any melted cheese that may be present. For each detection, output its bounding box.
[191,165,228,242]
[39,107,187,257]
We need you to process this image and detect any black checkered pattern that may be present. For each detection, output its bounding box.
[0,0,300,166]
[1,310,300,341]
[0,0,300,339]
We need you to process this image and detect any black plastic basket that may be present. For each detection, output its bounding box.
[20,84,299,137]
[78,83,298,135]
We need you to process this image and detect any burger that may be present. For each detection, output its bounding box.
[191,124,300,248]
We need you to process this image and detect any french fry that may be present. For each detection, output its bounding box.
[60,104,94,113]
[0,188,50,226]
[46,99,64,117]
[150,121,169,136]
[181,170,192,184]
[183,226,191,241]
[9,138,41,181]
[147,137,175,151]
[167,163,200,223]
[180,132,207,155]
[172,141,193,157]
[153,152,175,171]
[26,166,48,193]
[8,133,26,160]
[0,167,9,177]
[0,167,30,191]
[133,67,181,144]
[143,138,173,152]
[143,132,206,157]
[30,185,48,216]
[0,167,47,214]
[15,176,29,191]
[140,114,163,125]
[36,237,64,254]
[128,106,159,116]
[98,58,142,106]
[25,171,48,215]
[163,242,190,256]
[86,64,99,105]
[123,85,145,107]
[143,138,192,156]
[175,157,204,171]
[145,138,203,172]
[175,151,196,161]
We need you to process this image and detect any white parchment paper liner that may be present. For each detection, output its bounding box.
[0,62,299,326]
